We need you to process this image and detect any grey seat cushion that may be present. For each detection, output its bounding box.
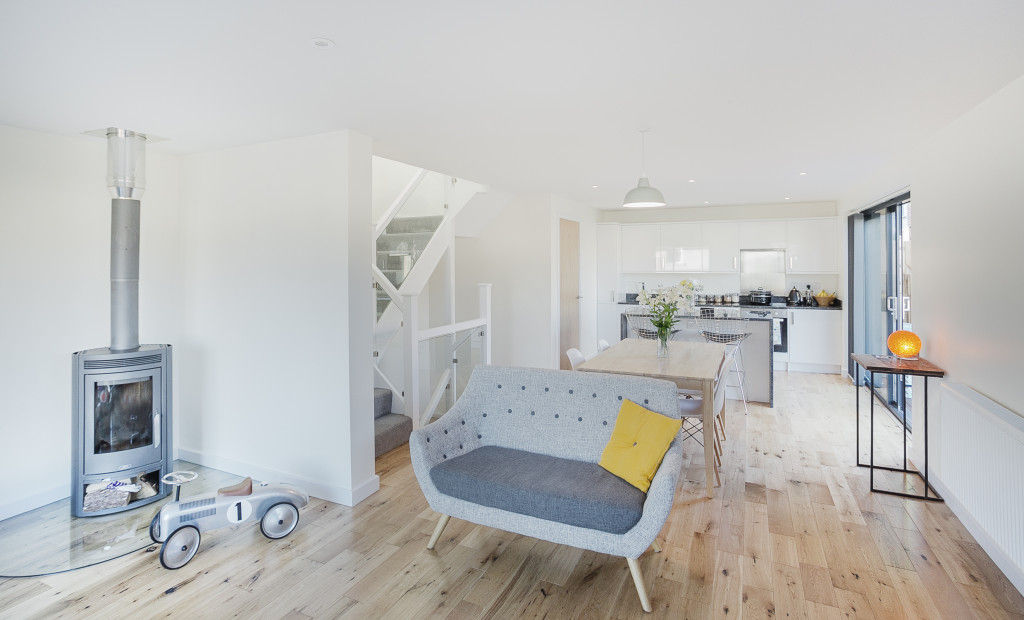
[429,445,646,534]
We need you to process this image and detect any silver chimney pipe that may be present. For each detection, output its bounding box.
[104,128,147,352]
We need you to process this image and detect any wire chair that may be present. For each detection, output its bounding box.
[695,316,751,416]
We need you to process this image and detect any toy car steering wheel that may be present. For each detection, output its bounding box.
[162,471,198,486]
[162,471,198,500]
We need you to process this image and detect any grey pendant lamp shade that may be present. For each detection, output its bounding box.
[623,130,666,208]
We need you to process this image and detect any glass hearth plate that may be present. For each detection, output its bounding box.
[0,460,242,577]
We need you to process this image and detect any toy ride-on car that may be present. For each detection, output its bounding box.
[149,471,309,569]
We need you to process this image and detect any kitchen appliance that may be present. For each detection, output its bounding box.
[745,308,788,352]
[787,287,802,306]
[749,289,772,306]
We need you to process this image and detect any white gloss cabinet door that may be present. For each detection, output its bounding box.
[787,309,842,366]
[658,222,703,272]
[595,223,620,302]
[619,224,659,273]
[786,218,837,273]
[738,220,787,249]
[702,222,740,272]
[597,303,623,344]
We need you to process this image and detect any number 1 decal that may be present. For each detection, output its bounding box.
[227,499,253,524]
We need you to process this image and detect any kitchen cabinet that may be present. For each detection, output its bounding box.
[619,224,659,273]
[658,222,703,271]
[786,218,837,273]
[787,309,842,371]
[595,223,620,302]
[702,222,740,272]
[738,220,787,249]
[597,302,623,345]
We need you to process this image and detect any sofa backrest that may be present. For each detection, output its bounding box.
[457,366,679,463]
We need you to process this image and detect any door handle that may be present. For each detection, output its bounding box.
[153,411,161,448]
[732,256,738,270]
[886,296,896,312]
[902,297,911,312]
[789,256,795,270]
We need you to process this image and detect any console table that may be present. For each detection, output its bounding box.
[851,354,945,501]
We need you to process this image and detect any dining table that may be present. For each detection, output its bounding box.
[578,338,726,498]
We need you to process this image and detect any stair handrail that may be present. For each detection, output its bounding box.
[374,168,427,239]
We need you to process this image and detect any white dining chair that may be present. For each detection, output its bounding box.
[597,339,611,352]
[678,354,733,486]
[566,348,587,370]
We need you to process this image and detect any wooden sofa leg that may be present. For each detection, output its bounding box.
[626,557,653,613]
[650,539,662,553]
[427,514,451,550]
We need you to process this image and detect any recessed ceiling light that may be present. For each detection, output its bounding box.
[704,201,709,204]
[688,179,696,183]
[591,185,599,189]
[799,172,807,176]
[784,196,791,200]
[311,37,335,49]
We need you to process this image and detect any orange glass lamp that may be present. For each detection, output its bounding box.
[887,330,922,360]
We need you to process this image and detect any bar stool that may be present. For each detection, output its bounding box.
[695,316,751,416]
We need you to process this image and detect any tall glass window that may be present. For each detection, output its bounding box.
[849,193,913,425]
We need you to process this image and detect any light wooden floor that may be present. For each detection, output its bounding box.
[2,373,1022,618]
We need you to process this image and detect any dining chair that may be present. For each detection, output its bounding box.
[678,354,733,486]
[597,339,611,352]
[566,347,587,370]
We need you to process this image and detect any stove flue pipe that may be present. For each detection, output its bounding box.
[104,128,147,352]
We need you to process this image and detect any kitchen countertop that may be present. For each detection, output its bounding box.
[616,301,841,311]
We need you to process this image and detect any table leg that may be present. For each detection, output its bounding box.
[702,378,715,499]
[901,372,907,471]
[855,365,860,464]
[870,373,875,492]
[924,377,929,499]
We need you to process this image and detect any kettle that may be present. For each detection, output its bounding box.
[788,287,802,305]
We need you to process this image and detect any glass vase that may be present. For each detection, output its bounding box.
[657,329,670,358]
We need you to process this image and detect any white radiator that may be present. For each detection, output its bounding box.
[933,382,1024,594]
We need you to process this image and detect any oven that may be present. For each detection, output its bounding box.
[744,309,788,352]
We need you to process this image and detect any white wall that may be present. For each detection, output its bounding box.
[177,130,378,506]
[454,194,600,368]
[0,125,182,519]
[841,74,1024,419]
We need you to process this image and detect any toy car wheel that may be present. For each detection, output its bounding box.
[160,525,200,569]
[260,502,299,539]
[149,512,161,543]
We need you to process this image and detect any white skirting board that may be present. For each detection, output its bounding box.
[0,483,69,521]
[176,448,380,507]
[931,382,1024,595]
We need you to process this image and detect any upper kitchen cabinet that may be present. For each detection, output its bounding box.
[595,223,620,302]
[658,222,703,271]
[701,222,740,272]
[738,220,787,249]
[786,218,838,273]
[619,224,659,273]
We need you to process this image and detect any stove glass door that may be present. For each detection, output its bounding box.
[83,368,162,475]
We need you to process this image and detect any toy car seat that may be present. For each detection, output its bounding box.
[218,477,253,496]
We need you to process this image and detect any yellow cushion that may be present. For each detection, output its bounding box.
[598,399,681,492]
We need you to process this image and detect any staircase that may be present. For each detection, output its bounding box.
[375,215,445,319]
[374,387,412,457]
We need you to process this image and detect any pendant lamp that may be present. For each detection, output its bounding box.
[623,130,666,208]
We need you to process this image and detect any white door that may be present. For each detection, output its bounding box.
[786,218,837,273]
[597,302,623,344]
[619,224,659,272]
[659,222,703,271]
[738,220,787,249]
[702,222,740,272]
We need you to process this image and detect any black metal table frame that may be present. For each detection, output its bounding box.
[854,363,943,502]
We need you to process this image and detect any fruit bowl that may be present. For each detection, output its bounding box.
[814,294,836,307]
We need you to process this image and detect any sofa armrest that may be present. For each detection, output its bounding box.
[624,430,685,555]
[409,404,485,507]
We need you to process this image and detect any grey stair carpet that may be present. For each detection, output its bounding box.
[374,388,392,419]
[375,413,413,457]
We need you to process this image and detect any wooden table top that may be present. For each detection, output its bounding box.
[850,353,945,377]
[578,338,726,383]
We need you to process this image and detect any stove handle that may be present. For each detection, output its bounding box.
[153,410,161,448]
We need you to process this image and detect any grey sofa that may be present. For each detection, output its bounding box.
[409,365,683,612]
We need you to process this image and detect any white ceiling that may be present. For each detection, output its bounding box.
[2,1,1023,208]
